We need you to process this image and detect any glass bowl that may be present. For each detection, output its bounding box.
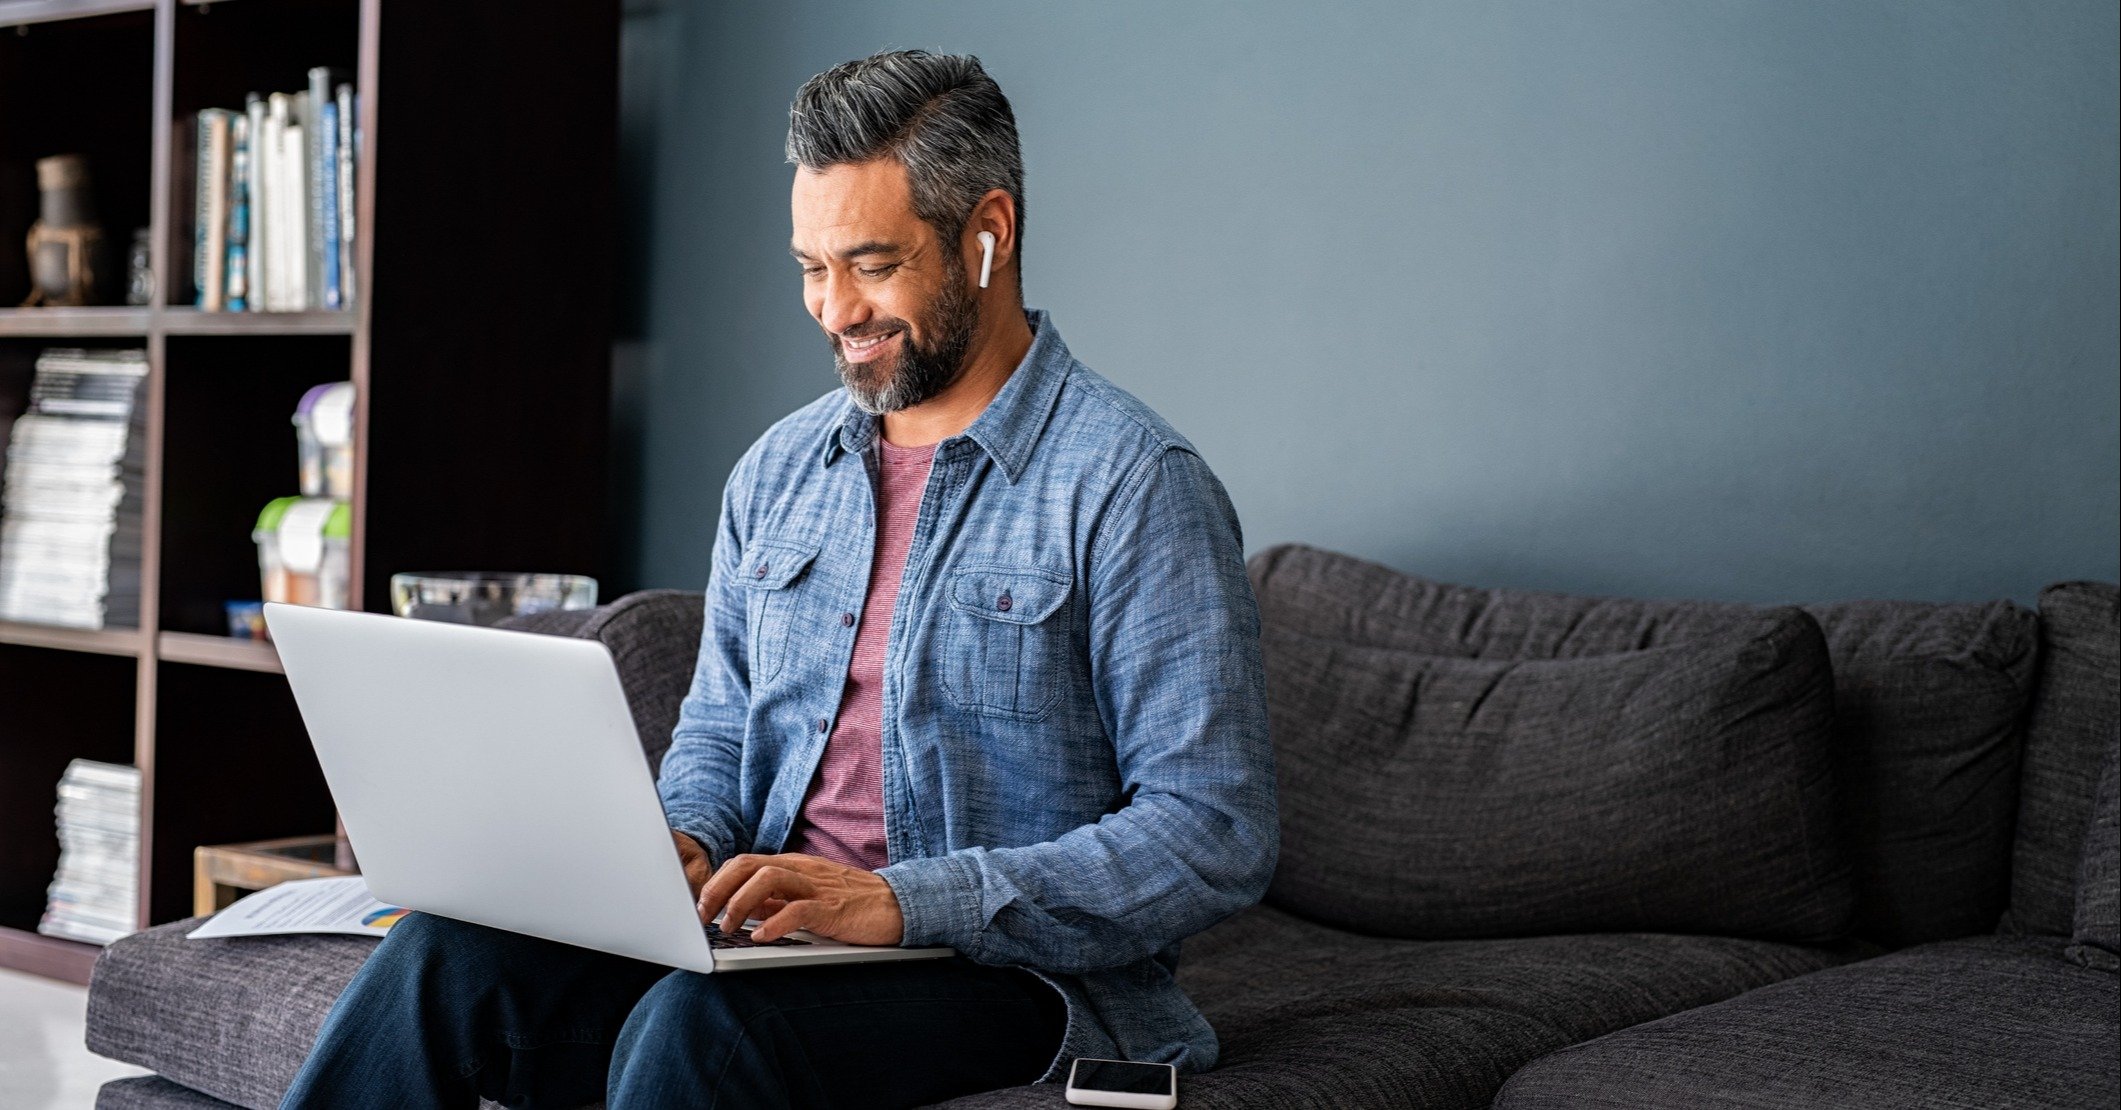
[388,572,598,626]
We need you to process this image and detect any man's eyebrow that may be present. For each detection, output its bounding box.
[789,241,904,262]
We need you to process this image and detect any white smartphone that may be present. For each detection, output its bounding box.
[1064,1057,1179,1109]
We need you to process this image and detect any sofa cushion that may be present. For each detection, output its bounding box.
[95,1076,239,1108]
[1257,607,1848,940]
[1248,543,2038,947]
[86,920,378,1109]
[2069,744,2120,971]
[930,902,1861,1109]
[2006,581,2121,937]
[1494,935,2121,1109]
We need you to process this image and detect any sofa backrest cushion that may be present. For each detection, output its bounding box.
[497,589,706,776]
[2004,581,2121,937]
[1249,543,2038,948]
[2068,744,2119,971]
[1255,578,1850,940]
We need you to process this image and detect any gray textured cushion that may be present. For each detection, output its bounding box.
[1248,543,2039,947]
[930,901,1861,1109]
[1258,608,1849,940]
[96,1076,240,1108]
[1495,935,2121,1109]
[2069,744,2120,971]
[87,919,379,1109]
[2007,581,2121,937]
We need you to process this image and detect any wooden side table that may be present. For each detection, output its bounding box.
[193,835,359,917]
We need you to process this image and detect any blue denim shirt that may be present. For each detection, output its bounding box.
[658,308,1277,1080]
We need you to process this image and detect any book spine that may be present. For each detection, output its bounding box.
[318,100,341,310]
[287,91,310,310]
[306,69,339,310]
[245,94,267,311]
[264,94,289,311]
[226,114,250,312]
[336,83,356,311]
[192,112,210,308]
[197,109,232,312]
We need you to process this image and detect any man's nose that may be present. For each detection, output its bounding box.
[817,272,869,336]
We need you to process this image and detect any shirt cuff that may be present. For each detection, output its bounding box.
[878,851,984,954]
[661,809,734,868]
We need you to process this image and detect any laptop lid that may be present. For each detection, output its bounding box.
[262,602,717,973]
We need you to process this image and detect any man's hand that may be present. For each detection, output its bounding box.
[671,829,717,901]
[696,852,904,946]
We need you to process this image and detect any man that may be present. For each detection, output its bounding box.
[282,49,1276,1108]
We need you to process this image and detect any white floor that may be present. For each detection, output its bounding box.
[0,967,150,1109]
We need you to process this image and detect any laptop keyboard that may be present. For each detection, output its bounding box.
[705,921,812,949]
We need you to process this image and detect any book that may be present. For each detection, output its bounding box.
[194,108,235,310]
[307,68,348,309]
[318,99,342,309]
[38,759,141,946]
[337,82,357,310]
[0,348,147,629]
[245,94,267,310]
[226,112,251,312]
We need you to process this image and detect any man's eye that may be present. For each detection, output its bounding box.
[859,264,899,279]
[801,266,824,278]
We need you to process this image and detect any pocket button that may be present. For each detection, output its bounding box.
[996,591,1012,612]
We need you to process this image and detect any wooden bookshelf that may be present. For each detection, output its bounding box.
[0,0,618,983]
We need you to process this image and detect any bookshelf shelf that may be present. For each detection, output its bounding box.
[0,619,143,656]
[0,0,154,30]
[0,307,154,337]
[155,308,354,335]
[156,630,280,672]
[0,924,100,982]
[0,0,617,983]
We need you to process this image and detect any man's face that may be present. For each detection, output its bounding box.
[791,159,979,415]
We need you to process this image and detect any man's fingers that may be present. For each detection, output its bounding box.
[695,853,768,925]
[718,866,812,933]
[750,899,819,943]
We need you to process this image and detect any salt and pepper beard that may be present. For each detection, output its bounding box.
[833,245,980,416]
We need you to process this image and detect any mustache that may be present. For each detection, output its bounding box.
[835,321,907,343]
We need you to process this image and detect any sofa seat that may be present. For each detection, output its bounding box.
[87,918,379,1109]
[935,902,1863,1109]
[1494,935,2121,1109]
[87,901,1859,1110]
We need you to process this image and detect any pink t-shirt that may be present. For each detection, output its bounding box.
[782,434,935,870]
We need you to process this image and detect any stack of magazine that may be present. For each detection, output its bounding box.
[39,759,141,946]
[0,348,148,630]
[193,65,358,312]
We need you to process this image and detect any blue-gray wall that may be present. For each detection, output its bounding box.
[611,0,2119,605]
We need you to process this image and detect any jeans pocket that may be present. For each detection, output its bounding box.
[940,564,1072,721]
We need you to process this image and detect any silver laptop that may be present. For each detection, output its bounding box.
[262,601,954,973]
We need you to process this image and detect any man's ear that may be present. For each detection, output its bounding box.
[964,188,1017,277]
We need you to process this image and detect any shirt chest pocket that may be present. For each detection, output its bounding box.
[741,538,820,686]
[940,564,1074,722]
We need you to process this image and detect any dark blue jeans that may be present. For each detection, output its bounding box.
[279,911,1068,1109]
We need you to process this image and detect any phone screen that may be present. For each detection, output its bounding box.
[1072,1059,1175,1094]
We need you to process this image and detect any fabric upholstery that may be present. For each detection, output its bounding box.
[87,919,379,1109]
[1495,935,2121,1109]
[2069,743,2120,971]
[930,901,1860,1109]
[96,1076,240,1108]
[2007,581,2121,937]
[1257,608,1850,940]
[1248,543,2038,947]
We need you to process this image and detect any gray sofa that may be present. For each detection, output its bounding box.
[84,543,2120,1108]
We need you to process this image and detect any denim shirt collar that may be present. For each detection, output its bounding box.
[819,307,1071,485]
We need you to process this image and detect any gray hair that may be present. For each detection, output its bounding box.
[787,49,1026,283]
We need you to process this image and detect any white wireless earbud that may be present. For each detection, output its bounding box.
[976,231,995,289]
